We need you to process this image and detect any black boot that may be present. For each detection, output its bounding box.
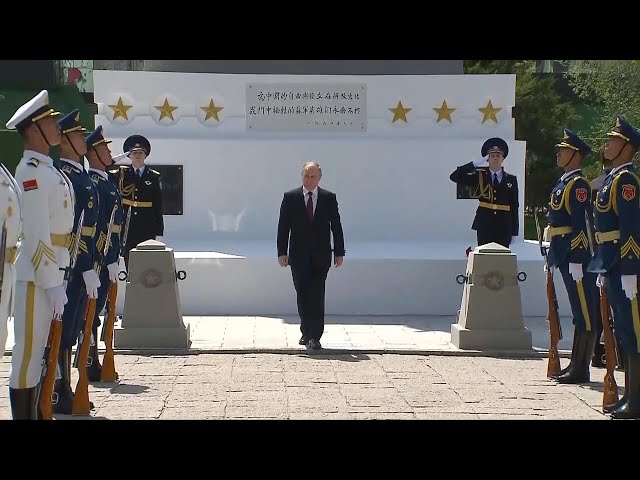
[87,341,102,382]
[87,319,102,382]
[556,330,594,384]
[604,356,628,413]
[52,348,74,415]
[611,353,640,419]
[592,343,607,368]
[551,327,578,379]
[10,387,39,420]
[615,335,625,371]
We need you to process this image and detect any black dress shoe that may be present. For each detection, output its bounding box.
[307,339,321,350]
[299,336,307,345]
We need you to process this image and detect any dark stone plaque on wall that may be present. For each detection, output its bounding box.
[146,164,183,215]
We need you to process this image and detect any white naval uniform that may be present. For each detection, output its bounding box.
[9,150,74,389]
[0,163,22,358]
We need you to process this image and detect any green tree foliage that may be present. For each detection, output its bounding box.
[464,60,578,210]
[565,60,640,139]
[564,60,640,172]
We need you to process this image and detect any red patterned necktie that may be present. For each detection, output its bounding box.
[306,191,313,221]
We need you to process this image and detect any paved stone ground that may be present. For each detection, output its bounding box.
[0,353,623,420]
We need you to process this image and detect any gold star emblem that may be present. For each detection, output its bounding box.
[200,99,224,121]
[389,101,412,123]
[433,100,456,123]
[478,100,502,124]
[155,98,178,121]
[108,97,133,121]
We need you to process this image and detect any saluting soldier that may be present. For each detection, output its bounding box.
[589,115,640,419]
[545,128,599,384]
[110,135,163,269]
[0,162,22,360]
[449,137,520,248]
[86,126,123,382]
[52,109,100,414]
[5,90,74,420]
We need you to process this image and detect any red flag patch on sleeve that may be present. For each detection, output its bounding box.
[22,179,38,191]
[622,184,636,201]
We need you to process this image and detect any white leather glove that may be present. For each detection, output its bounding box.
[155,236,163,242]
[569,263,584,283]
[45,285,67,318]
[472,155,489,168]
[622,274,638,300]
[82,269,101,299]
[543,262,548,273]
[107,262,119,283]
[596,274,606,288]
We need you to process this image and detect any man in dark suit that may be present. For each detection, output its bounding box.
[277,162,345,350]
[449,137,519,248]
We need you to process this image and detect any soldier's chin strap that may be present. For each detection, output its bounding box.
[63,133,81,159]
[95,148,113,169]
[34,120,52,148]
[606,139,629,165]
[560,150,578,170]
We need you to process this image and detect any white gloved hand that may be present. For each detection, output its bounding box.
[107,262,119,283]
[472,155,489,168]
[45,285,67,318]
[82,269,101,299]
[622,274,638,300]
[155,236,163,242]
[596,274,606,288]
[543,262,548,273]
[569,263,584,283]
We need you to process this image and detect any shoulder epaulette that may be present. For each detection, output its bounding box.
[150,168,160,175]
[27,158,40,167]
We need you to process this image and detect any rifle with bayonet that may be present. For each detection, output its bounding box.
[38,210,84,420]
[100,203,129,382]
[584,210,619,408]
[534,208,562,377]
[72,205,116,415]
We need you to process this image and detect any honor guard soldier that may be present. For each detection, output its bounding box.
[52,109,100,414]
[589,146,620,369]
[545,128,599,384]
[6,90,74,420]
[110,135,163,269]
[589,115,640,419]
[449,137,520,248]
[0,162,22,360]
[86,126,123,381]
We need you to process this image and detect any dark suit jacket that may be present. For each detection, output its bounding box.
[277,186,345,266]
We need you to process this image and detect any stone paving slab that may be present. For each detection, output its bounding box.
[0,353,626,420]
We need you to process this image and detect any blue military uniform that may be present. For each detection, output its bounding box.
[449,137,519,247]
[54,109,99,414]
[85,126,123,382]
[547,128,599,384]
[588,115,640,418]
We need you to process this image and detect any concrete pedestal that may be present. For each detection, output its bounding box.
[451,243,532,351]
[115,240,191,349]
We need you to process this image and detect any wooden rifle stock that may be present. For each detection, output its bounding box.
[100,281,119,382]
[72,297,96,415]
[38,318,62,420]
[600,287,619,408]
[546,268,562,377]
